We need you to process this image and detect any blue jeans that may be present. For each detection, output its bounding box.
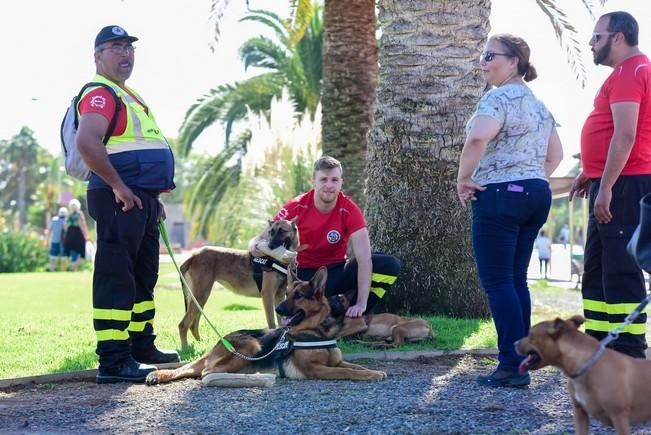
[471,179,551,371]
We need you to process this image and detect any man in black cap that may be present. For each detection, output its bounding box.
[76,25,179,384]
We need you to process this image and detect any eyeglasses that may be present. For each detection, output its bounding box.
[590,32,615,44]
[480,51,511,62]
[99,44,136,55]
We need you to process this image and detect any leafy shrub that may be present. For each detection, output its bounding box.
[0,230,48,272]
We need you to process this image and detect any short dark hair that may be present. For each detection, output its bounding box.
[312,155,343,175]
[603,11,638,46]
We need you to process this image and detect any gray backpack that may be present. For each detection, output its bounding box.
[59,82,122,180]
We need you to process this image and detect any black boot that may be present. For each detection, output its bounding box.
[132,347,180,364]
[96,355,157,384]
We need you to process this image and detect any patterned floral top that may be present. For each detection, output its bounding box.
[466,84,556,186]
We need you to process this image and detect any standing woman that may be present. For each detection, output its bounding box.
[64,198,90,271]
[457,34,563,387]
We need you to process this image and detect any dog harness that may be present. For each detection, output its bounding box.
[274,333,338,378]
[250,256,288,292]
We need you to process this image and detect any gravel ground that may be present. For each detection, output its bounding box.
[3,354,651,434]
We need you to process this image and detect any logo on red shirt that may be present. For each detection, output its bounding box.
[326,230,341,244]
[277,208,288,219]
[90,95,107,109]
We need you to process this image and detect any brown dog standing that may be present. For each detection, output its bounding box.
[147,267,386,385]
[177,218,299,348]
[516,315,651,435]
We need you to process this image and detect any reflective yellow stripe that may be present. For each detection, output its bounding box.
[96,329,129,342]
[371,273,397,285]
[370,287,386,298]
[127,319,154,332]
[106,140,169,155]
[585,319,646,335]
[132,300,155,314]
[93,308,131,321]
[583,299,648,315]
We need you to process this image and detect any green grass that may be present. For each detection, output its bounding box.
[1,264,577,379]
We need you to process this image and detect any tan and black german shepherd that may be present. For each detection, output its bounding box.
[147,267,387,385]
[178,218,299,348]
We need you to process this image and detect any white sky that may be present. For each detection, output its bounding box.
[1,0,650,177]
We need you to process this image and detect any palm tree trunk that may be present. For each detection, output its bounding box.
[321,0,377,207]
[366,0,492,317]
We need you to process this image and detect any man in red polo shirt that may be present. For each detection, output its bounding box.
[570,11,651,358]
[249,155,401,318]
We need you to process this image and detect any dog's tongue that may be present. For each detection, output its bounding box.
[518,355,532,375]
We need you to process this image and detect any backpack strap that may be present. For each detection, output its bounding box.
[74,82,122,145]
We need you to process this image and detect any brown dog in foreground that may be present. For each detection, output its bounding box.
[516,315,651,435]
[146,267,387,385]
[329,292,435,345]
[177,218,299,348]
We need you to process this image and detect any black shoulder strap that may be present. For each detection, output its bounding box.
[74,82,122,145]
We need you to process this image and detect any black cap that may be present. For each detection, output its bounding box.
[95,25,138,48]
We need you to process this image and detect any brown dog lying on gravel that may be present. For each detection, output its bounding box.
[516,315,651,435]
[329,291,435,345]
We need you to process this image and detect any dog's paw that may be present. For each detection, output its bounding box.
[372,370,387,381]
[145,371,160,386]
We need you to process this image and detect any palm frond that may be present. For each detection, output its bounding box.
[535,0,587,88]
[208,0,231,52]
[288,0,315,46]
[239,10,290,47]
[578,0,597,19]
[239,36,289,70]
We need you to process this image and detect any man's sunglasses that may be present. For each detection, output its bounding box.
[480,51,512,62]
[591,32,616,44]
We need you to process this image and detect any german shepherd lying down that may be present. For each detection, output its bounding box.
[146,267,387,385]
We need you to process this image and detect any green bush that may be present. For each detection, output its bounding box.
[0,230,48,272]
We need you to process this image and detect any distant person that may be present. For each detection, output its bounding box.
[535,230,552,279]
[76,25,178,384]
[63,198,90,271]
[558,224,570,248]
[569,11,651,359]
[47,207,68,272]
[456,34,563,388]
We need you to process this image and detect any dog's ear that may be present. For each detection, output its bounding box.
[568,315,585,329]
[310,266,328,298]
[547,318,565,338]
[290,216,298,227]
[288,264,299,286]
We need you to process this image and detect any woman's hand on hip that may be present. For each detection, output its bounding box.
[456,178,485,207]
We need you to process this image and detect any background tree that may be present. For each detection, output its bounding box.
[0,127,49,230]
[320,0,377,206]
[180,4,322,154]
[366,0,491,317]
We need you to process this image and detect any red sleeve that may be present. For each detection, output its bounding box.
[78,88,118,122]
[609,65,647,104]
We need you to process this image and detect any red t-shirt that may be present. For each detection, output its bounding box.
[581,54,651,178]
[77,87,148,136]
[274,190,366,268]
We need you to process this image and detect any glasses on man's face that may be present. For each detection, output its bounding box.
[590,32,615,44]
[100,44,136,55]
[479,51,511,62]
